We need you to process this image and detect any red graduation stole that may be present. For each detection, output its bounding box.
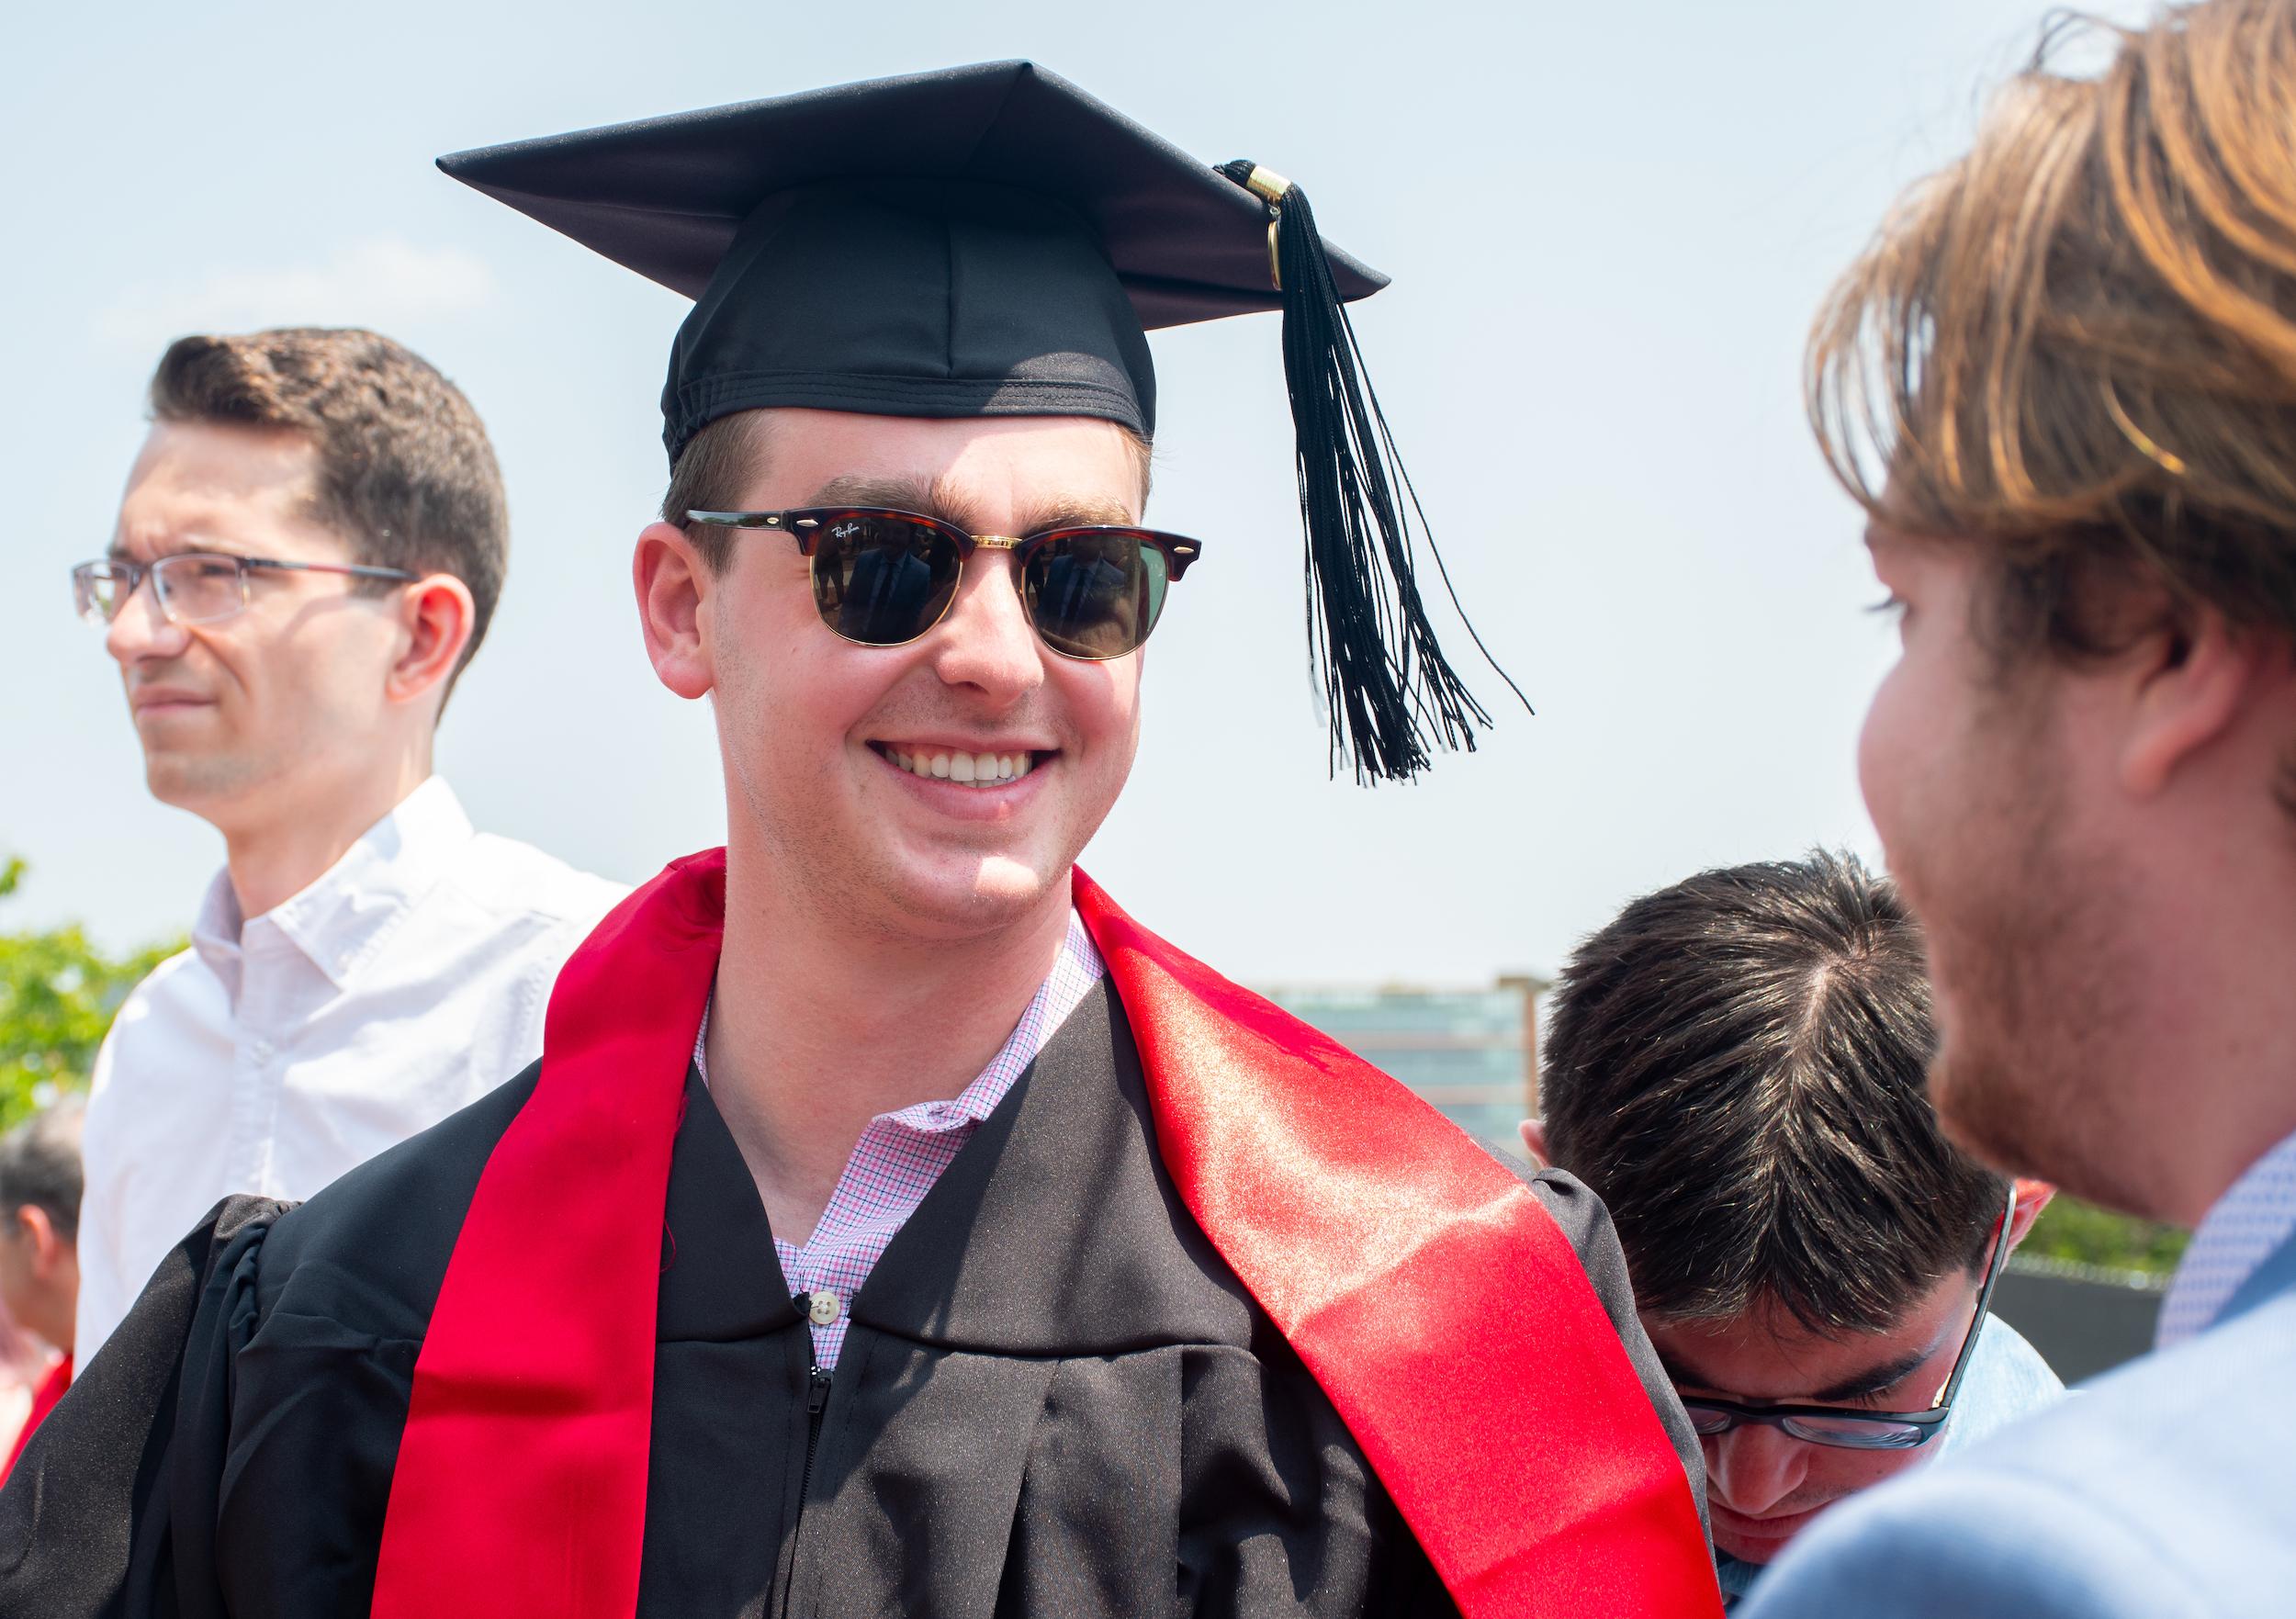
[371,850,1720,1619]
[0,1355,70,1485]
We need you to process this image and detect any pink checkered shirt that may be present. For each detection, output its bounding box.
[692,911,1105,1367]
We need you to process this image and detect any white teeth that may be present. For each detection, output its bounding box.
[884,747,1039,787]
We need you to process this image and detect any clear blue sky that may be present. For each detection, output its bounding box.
[0,0,2144,984]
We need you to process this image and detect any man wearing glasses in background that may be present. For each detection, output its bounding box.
[1523,853,2063,1608]
[64,328,623,1370]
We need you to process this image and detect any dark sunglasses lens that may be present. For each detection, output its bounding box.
[1025,534,1168,659]
[809,514,962,646]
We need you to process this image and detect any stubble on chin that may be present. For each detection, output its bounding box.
[1930,956,2155,1213]
[1916,709,2153,1209]
[141,744,261,815]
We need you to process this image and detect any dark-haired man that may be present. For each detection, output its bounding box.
[67,328,624,1364]
[4,66,1718,1618]
[1526,852,2062,1608]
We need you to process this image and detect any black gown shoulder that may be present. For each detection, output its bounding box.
[0,1066,538,1619]
[1514,1163,1712,1544]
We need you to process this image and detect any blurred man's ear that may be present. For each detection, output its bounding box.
[1519,1119,1549,1168]
[388,574,478,715]
[2006,1179,2056,1252]
[11,1206,60,1272]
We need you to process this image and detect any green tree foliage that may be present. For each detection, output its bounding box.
[2023,1193,2189,1276]
[0,860,184,1130]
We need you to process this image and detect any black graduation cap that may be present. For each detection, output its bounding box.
[439,61,1523,781]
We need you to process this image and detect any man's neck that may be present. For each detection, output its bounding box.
[2115,856,2296,1227]
[217,748,433,922]
[2165,1080,2296,1229]
[703,858,1074,1248]
[24,1281,73,1359]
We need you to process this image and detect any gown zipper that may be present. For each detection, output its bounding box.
[802,1365,833,1472]
[780,1311,833,1619]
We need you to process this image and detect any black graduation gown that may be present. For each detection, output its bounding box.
[0,983,1705,1617]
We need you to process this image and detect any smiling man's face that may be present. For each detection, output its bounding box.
[685,407,1150,940]
[1643,1272,1984,1566]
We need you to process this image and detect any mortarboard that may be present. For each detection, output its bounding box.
[439,61,1524,781]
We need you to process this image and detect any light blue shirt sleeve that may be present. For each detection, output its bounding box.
[1743,1288,2296,1619]
[1737,1466,2214,1619]
[1935,1316,2064,1456]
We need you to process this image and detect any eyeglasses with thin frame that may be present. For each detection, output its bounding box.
[683,506,1204,660]
[72,552,420,629]
[1676,1185,2019,1452]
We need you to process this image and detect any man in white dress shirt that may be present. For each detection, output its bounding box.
[1744,4,2296,1613]
[68,328,624,1365]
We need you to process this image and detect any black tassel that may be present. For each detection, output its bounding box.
[1219,159,1530,783]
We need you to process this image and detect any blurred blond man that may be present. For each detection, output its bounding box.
[1746,5,2296,1615]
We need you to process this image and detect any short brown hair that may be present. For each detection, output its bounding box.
[150,328,509,680]
[1808,0,2296,665]
[1541,853,2006,1334]
[660,408,1155,576]
[661,410,773,575]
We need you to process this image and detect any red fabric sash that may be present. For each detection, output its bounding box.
[374,851,1719,1619]
[0,1355,70,1485]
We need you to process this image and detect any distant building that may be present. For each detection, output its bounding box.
[1260,976,1547,1158]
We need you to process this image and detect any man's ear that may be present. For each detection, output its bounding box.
[636,523,714,701]
[2005,1178,2055,1254]
[1518,1118,1549,1169]
[13,1205,61,1274]
[387,574,477,712]
[2121,607,2272,797]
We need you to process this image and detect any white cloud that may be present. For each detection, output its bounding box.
[93,237,497,350]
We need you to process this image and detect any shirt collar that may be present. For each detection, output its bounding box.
[188,867,249,1001]
[2156,1125,2296,1348]
[196,778,476,995]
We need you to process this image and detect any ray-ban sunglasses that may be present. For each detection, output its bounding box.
[684,507,1204,660]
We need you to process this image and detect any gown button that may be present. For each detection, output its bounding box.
[805,1290,842,1326]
